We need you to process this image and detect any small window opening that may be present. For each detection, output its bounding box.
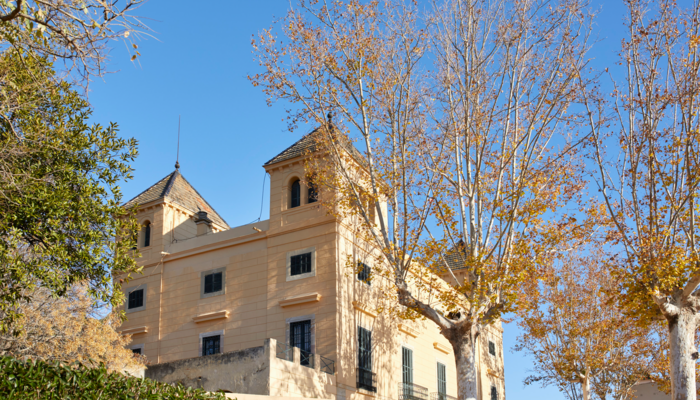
[490,386,498,400]
[132,348,142,355]
[357,262,371,285]
[291,253,312,276]
[203,335,221,356]
[308,179,318,203]
[204,272,223,294]
[143,222,151,247]
[291,179,301,208]
[290,320,312,366]
[488,340,496,356]
[128,289,144,310]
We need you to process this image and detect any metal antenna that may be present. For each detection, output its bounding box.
[175,115,181,170]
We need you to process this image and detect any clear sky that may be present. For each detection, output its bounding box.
[88,1,630,398]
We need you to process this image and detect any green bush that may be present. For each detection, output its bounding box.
[0,356,226,400]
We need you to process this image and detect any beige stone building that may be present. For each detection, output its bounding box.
[117,133,506,400]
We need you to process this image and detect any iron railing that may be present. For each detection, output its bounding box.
[320,355,335,375]
[300,348,315,368]
[276,342,293,361]
[430,393,457,400]
[399,382,429,400]
[356,368,377,392]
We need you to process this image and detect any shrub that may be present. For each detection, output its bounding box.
[0,356,226,400]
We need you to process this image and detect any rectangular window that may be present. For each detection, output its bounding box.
[204,272,223,294]
[128,289,144,310]
[291,253,312,276]
[357,262,371,285]
[490,386,498,400]
[290,320,312,366]
[132,348,142,355]
[402,347,413,384]
[357,327,372,372]
[488,340,496,356]
[203,335,221,356]
[437,362,447,398]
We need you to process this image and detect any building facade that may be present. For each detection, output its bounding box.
[117,133,506,400]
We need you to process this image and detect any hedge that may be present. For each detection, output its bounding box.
[0,356,227,400]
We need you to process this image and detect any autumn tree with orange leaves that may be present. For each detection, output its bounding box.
[251,1,596,399]
[581,0,700,399]
[517,246,664,400]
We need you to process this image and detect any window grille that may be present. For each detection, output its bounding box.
[203,335,220,356]
[357,262,371,285]
[291,253,312,276]
[204,272,223,294]
[291,180,301,208]
[128,289,144,309]
[357,327,372,373]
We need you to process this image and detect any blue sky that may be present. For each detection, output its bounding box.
[88,1,630,398]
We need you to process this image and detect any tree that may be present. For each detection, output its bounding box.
[0,0,149,85]
[516,246,663,400]
[0,47,140,333]
[251,1,594,398]
[583,0,700,398]
[0,283,144,374]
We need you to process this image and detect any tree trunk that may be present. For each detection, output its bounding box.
[450,335,479,400]
[581,370,590,400]
[668,307,698,400]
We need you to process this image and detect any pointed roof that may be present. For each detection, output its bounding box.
[124,170,229,229]
[444,240,467,270]
[264,127,366,167]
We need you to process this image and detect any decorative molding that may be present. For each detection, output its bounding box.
[192,310,229,323]
[279,292,322,307]
[121,326,148,335]
[352,301,377,318]
[398,324,420,338]
[433,342,450,354]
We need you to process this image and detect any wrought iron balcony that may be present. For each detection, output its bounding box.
[430,393,457,400]
[356,368,377,392]
[399,382,429,400]
[299,348,314,368]
[276,342,293,361]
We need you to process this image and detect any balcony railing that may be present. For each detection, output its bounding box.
[320,355,335,375]
[399,382,429,400]
[356,368,377,392]
[300,348,314,369]
[431,393,457,400]
[276,342,293,361]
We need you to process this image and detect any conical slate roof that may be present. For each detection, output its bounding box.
[124,170,229,229]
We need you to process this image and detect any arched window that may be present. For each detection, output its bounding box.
[143,222,151,248]
[290,179,301,208]
[307,179,318,204]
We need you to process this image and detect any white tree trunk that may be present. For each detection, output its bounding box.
[668,308,698,400]
[451,336,479,400]
[581,371,590,400]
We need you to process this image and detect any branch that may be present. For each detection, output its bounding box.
[0,0,22,22]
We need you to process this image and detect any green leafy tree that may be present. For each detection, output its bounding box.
[0,47,140,333]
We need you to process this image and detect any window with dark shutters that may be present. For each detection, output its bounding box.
[402,347,413,384]
[308,180,318,203]
[128,289,143,309]
[358,327,372,372]
[490,386,498,400]
[489,340,496,356]
[437,363,447,399]
[290,320,312,366]
[203,272,223,294]
[291,180,301,208]
[203,335,220,356]
[291,253,312,275]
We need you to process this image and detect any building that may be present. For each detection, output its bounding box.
[117,132,506,400]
